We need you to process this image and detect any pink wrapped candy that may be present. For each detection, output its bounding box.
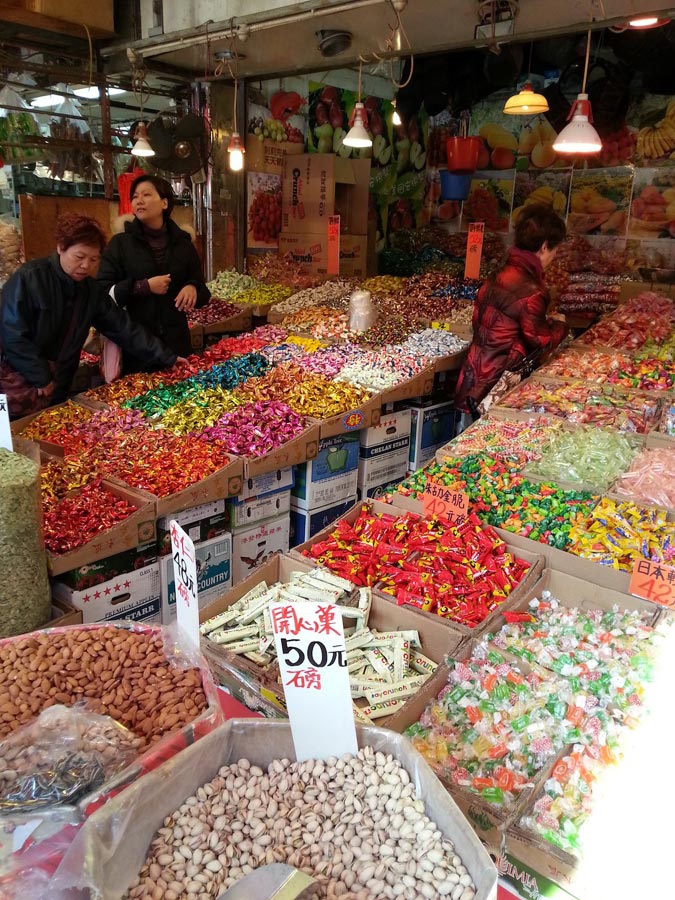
[199,400,307,458]
[612,447,675,509]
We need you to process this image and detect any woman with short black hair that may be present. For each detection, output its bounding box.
[455,205,568,414]
[96,174,210,370]
[0,213,177,418]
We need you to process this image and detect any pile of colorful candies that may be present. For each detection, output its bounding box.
[401,329,469,360]
[43,479,138,555]
[524,426,639,491]
[302,506,530,628]
[390,454,597,550]
[230,282,292,307]
[156,388,241,435]
[40,457,98,507]
[405,654,586,806]
[284,375,372,419]
[200,401,307,457]
[280,305,338,332]
[336,346,431,393]
[270,280,356,316]
[567,497,675,570]
[441,417,557,464]
[19,401,93,443]
[207,268,258,299]
[539,349,629,383]
[613,447,675,508]
[577,293,675,351]
[187,298,242,326]
[604,356,675,393]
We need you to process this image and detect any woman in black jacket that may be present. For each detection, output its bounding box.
[0,214,178,418]
[96,175,210,369]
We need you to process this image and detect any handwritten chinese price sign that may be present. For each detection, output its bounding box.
[464,222,485,280]
[0,394,11,451]
[422,479,469,526]
[629,558,675,610]
[170,520,200,647]
[270,600,357,761]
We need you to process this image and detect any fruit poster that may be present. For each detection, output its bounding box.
[461,171,515,232]
[247,172,282,250]
[308,82,378,162]
[511,170,571,227]
[568,168,633,237]
[388,108,428,241]
[629,94,675,165]
[424,111,462,228]
[628,169,675,239]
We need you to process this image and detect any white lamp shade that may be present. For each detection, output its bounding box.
[131,122,155,157]
[552,94,602,154]
[229,148,244,171]
[344,103,372,148]
[503,83,549,115]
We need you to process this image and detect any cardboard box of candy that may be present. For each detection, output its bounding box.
[312,393,382,439]
[290,498,545,641]
[202,306,252,336]
[239,422,320,479]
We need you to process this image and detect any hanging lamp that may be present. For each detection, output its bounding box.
[227,75,245,171]
[628,15,668,28]
[131,121,155,157]
[552,30,602,154]
[392,97,402,126]
[344,62,372,148]
[503,44,549,115]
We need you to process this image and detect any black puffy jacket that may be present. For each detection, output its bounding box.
[0,254,177,402]
[96,217,210,361]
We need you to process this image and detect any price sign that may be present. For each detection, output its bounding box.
[464,222,485,280]
[270,599,357,761]
[629,558,675,610]
[327,214,340,276]
[170,520,200,647]
[423,479,469,525]
[0,394,12,451]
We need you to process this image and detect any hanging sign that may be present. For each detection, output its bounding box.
[270,599,357,761]
[629,558,675,610]
[464,222,485,280]
[0,395,12,451]
[327,215,340,275]
[170,520,200,648]
[422,479,469,525]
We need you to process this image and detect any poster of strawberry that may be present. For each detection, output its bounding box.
[247,173,282,249]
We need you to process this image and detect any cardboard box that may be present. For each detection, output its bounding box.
[231,514,290,584]
[377,369,436,407]
[496,851,580,900]
[10,1,114,35]
[189,324,204,351]
[338,234,369,277]
[314,395,381,439]
[160,533,232,625]
[56,542,157,591]
[239,423,320,478]
[292,432,360,509]
[202,307,252,336]
[157,499,229,557]
[47,481,157,578]
[281,154,370,235]
[44,596,83,628]
[238,467,295,501]
[358,409,411,496]
[357,477,404,501]
[408,399,457,471]
[290,496,356,546]
[228,490,291,531]
[52,563,162,625]
[246,135,305,175]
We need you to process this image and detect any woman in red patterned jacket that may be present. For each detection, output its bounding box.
[455,205,568,414]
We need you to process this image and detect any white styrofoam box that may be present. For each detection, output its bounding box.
[231,514,291,584]
[408,400,457,472]
[238,467,295,502]
[160,533,232,624]
[358,408,411,493]
[52,564,162,625]
[359,408,412,448]
[289,496,357,547]
[227,490,291,531]
[292,433,360,510]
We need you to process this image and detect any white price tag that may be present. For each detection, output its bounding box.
[0,394,12,451]
[170,520,200,649]
[270,600,358,761]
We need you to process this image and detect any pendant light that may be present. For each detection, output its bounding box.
[131,121,155,157]
[503,44,549,115]
[227,74,245,171]
[628,15,668,28]
[344,62,372,149]
[552,30,602,155]
[392,97,402,127]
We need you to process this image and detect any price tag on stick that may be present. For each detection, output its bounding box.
[170,520,200,648]
[464,222,485,280]
[0,394,12,451]
[629,558,675,610]
[423,479,469,526]
[270,599,358,761]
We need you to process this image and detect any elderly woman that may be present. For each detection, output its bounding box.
[97,174,210,370]
[0,213,177,418]
[455,204,568,415]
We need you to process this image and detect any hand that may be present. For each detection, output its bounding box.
[148,274,171,295]
[175,356,189,366]
[549,312,566,323]
[36,381,55,400]
[174,285,198,312]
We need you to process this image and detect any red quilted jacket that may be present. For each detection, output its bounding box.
[454,247,567,411]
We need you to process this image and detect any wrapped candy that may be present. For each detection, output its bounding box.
[200,401,307,458]
[441,417,558,464]
[524,427,639,491]
[43,479,138,555]
[612,447,675,508]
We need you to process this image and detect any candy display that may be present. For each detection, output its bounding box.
[440,417,557,464]
[269,279,356,316]
[302,506,530,628]
[612,447,675,508]
[18,400,93,442]
[187,298,243,326]
[539,349,629,384]
[200,401,307,457]
[42,479,138,555]
[0,625,208,747]
[157,388,242,435]
[127,747,477,900]
[207,269,258,300]
[40,457,98,507]
[577,293,675,351]
[402,329,470,360]
[230,281,292,307]
[336,347,430,393]
[285,374,372,419]
[567,497,675,570]
[524,427,638,491]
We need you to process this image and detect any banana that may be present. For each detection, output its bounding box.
[667,99,675,120]
[659,122,675,152]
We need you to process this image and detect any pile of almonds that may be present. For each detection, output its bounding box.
[0,626,207,748]
[127,747,477,900]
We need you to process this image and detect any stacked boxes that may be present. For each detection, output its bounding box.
[52,564,162,625]
[357,409,412,500]
[160,533,232,624]
[408,399,457,472]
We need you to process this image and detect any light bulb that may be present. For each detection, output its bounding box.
[392,98,402,126]
[344,103,372,148]
[629,16,659,27]
[131,122,155,157]
[229,148,244,171]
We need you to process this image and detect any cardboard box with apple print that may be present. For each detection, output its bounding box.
[292,432,360,509]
